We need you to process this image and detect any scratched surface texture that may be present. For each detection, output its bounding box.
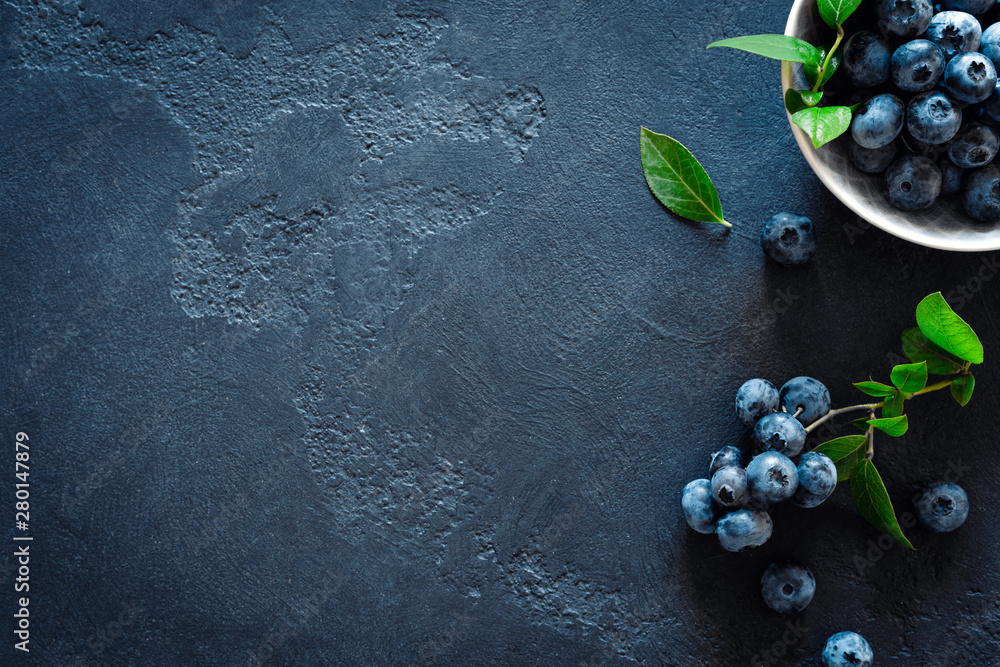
[2,0,1000,665]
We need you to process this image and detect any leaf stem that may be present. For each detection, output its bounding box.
[805,401,881,434]
[810,25,845,94]
[908,378,953,398]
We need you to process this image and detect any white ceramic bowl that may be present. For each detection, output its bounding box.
[781,0,1000,251]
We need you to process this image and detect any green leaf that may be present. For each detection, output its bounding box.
[882,390,905,419]
[867,415,908,437]
[951,374,975,407]
[849,459,914,549]
[890,361,928,393]
[784,89,823,114]
[900,327,965,375]
[853,380,896,397]
[791,106,853,149]
[804,43,842,88]
[640,128,729,226]
[818,0,864,29]
[849,417,871,431]
[707,35,822,67]
[915,292,984,364]
[811,435,868,482]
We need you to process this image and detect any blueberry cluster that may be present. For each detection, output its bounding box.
[842,2,1000,221]
[681,377,837,553]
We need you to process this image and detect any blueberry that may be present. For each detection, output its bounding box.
[938,158,965,195]
[849,139,898,174]
[948,121,999,167]
[926,11,982,62]
[981,23,1000,70]
[963,164,1000,220]
[891,39,946,92]
[711,466,748,509]
[681,479,718,534]
[876,0,934,38]
[944,51,997,103]
[842,31,891,87]
[779,376,831,426]
[715,507,772,552]
[746,451,799,504]
[907,91,963,144]
[734,378,779,428]
[851,94,905,149]
[885,154,943,210]
[941,0,994,14]
[914,481,970,531]
[760,561,816,614]
[710,445,744,477]
[902,128,950,161]
[760,212,816,266]
[822,631,873,667]
[791,451,838,508]
[982,83,1000,122]
[753,412,807,458]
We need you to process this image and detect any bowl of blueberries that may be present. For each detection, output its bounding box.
[782,0,1000,251]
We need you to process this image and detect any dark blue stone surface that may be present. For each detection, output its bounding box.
[2,1,999,664]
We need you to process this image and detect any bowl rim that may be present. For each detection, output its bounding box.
[781,0,1000,252]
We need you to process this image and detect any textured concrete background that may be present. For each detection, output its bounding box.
[1,0,999,665]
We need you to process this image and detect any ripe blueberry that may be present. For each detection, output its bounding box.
[779,376,831,426]
[792,451,838,508]
[938,158,965,196]
[981,23,1000,70]
[760,212,816,266]
[948,121,999,168]
[710,445,744,477]
[944,51,997,103]
[849,139,898,174]
[753,412,807,458]
[885,154,943,210]
[822,631,873,667]
[842,31,891,87]
[963,164,1000,221]
[907,91,962,145]
[760,561,816,614]
[941,0,994,15]
[715,507,772,552]
[875,0,934,38]
[681,479,717,534]
[914,481,970,532]
[926,11,983,62]
[735,378,780,428]
[982,84,1000,122]
[891,39,945,92]
[851,94,905,149]
[746,451,799,504]
[711,466,748,509]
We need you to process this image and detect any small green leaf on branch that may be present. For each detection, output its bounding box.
[882,390,905,419]
[812,435,868,482]
[915,292,984,364]
[707,35,823,67]
[867,415,908,437]
[951,374,975,406]
[784,89,824,114]
[849,459,914,549]
[791,105,853,148]
[853,380,896,397]
[890,361,928,393]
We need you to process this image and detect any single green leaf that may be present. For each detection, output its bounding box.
[853,380,896,397]
[849,459,914,549]
[791,106,853,149]
[804,43,842,88]
[811,434,868,482]
[640,128,729,226]
[819,0,864,29]
[915,292,984,364]
[784,89,824,114]
[951,374,975,406]
[867,415,908,437]
[849,417,871,431]
[901,327,965,375]
[890,361,928,393]
[707,35,822,67]
[882,390,905,419]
